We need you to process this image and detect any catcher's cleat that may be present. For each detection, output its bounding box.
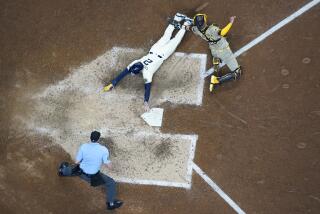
[211,75,220,84]
[209,83,215,92]
[103,83,114,92]
[209,75,219,92]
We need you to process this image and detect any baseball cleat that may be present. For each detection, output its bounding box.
[184,17,194,24]
[103,83,114,92]
[209,83,215,92]
[174,13,187,22]
[183,19,193,27]
[211,75,220,84]
[107,200,123,210]
[168,18,182,29]
[209,75,219,92]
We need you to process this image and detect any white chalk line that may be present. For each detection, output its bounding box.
[192,163,246,214]
[203,0,320,77]
[115,177,191,189]
[113,132,197,189]
[162,52,207,106]
[99,131,197,189]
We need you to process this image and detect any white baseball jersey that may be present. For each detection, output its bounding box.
[127,24,186,84]
[128,53,164,84]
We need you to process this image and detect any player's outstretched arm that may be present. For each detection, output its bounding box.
[103,68,131,92]
[143,83,152,111]
[220,16,236,37]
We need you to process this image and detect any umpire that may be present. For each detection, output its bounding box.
[59,131,123,210]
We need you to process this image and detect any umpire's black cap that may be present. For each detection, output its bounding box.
[90,131,101,142]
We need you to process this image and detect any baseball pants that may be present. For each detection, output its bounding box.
[80,173,116,203]
[150,24,186,60]
[211,46,239,72]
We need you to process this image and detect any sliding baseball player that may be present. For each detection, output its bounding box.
[103,13,192,111]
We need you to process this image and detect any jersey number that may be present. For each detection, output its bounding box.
[143,59,153,65]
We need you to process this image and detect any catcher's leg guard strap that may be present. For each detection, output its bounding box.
[233,67,242,80]
[212,57,221,65]
[212,57,221,75]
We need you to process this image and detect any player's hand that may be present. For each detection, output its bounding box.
[230,16,236,23]
[144,101,150,112]
[103,83,114,92]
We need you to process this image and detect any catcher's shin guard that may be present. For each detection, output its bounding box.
[218,73,236,83]
[212,58,221,76]
[218,67,242,84]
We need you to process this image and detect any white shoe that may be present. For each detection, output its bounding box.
[184,17,194,25]
[174,13,187,22]
[183,19,193,27]
[168,18,182,29]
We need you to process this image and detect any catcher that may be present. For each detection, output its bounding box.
[189,14,242,92]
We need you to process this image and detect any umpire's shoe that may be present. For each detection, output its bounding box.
[107,200,123,210]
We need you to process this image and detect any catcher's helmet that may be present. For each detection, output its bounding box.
[193,13,208,31]
[129,62,144,74]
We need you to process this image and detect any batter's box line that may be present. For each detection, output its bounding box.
[174,52,207,106]
[115,177,191,189]
[106,130,198,189]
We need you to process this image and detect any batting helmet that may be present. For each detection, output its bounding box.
[193,13,208,31]
[129,62,144,74]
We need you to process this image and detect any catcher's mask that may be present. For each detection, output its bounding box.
[193,13,208,31]
[129,62,144,74]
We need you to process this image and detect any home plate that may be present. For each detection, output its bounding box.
[141,108,164,127]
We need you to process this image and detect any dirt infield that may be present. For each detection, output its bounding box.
[1,0,319,214]
[15,47,205,187]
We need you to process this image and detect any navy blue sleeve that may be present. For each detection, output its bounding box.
[111,68,130,87]
[144,83,152,102]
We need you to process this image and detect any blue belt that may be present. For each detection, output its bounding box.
[149,52,163,58]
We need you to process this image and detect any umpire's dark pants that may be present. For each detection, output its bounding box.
[79,173,116,203]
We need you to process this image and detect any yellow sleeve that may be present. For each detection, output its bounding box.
[220,22,233,36]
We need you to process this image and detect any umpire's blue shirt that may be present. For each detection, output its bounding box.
[76,142,111,174]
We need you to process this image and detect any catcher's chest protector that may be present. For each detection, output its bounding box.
[205,25,221,41]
